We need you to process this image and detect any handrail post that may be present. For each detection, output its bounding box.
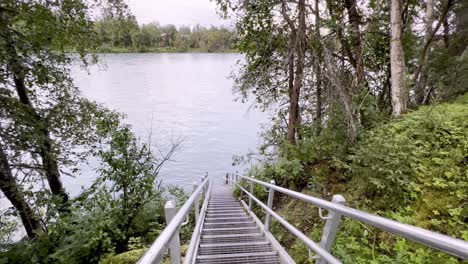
[204,172,208,195]
[200,176,205,199]
[265,180,275,231]
[225,173,228,185]
[316,194,346,264]
[248,176,254,211]
[193,182,199,221]
[164,200,181,264]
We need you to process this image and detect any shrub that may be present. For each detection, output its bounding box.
[350,94,468,238]
[99,249,146,264]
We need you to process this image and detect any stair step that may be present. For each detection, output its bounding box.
[203,226,258,235]
[201,233,265,243]
[196,189,281,264]
[205,216,250,222]
[207,210,245,215]
[207,207,241,210]
[204,221,255,228]
[206,212,247,217]
[208,203,242,208]
[200,241,269,248]
[196,251,280,264]
[203,223,256,229]
[198,241,272,255]
[207,208,243,212]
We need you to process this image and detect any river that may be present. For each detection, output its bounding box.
[66,53,265,194]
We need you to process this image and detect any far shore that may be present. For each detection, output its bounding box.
[97,47,239,54]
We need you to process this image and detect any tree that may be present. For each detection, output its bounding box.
[344,0,366,90]
[2,33,70,212]
[0,146,40,238]
[282,0,307,144]
[390,0,407,117]
[313,0,323,135]
[413,0,454,104]
[140,22,162,47]
[414,0,435,104]
[0,0,128,234]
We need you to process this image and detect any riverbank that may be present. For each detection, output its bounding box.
[96,46,239,53]
[245,93,468,263]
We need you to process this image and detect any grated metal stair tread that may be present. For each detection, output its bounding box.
[195,186,281,264]
[196,252,280,264]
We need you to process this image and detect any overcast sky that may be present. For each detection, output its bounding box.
[127,0,228,26]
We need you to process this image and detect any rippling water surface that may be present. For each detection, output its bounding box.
[67,53,265,193]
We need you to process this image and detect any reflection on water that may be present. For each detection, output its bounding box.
[67,53,265,194]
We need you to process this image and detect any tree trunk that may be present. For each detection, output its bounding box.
[443,18,449,48]
[314,0,323,136]
[415,0,435,105]
[325,0,356,68]
[412,0,453,101]
[282,0,298,145]
[286,34,297,144]
[287,0,306,145]
[6,39,69,212]
[344,0,366,89]
[390,0,407,117]
[0,146,41,238]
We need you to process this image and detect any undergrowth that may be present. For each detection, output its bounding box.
[240,94,468,263]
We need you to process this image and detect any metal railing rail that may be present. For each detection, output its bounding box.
[138,174,211,264]
[236,182,342,264]
[184,178,212,264]
[227,173,468,263]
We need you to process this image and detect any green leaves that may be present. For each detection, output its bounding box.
[350,94,468,239]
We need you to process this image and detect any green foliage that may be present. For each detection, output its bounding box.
[245,94,468,263]
[253,115,353,189]
[0,187,186,264]
[350,94,468,239]
[428,46,468,100]
[94,17,236,53]
[269,192,463,264]
[0,1,191,263]
[0,119,188,263]
[99,249,146,264]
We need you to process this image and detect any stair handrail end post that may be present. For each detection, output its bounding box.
[200,176,205,200]
[203,172,208,195]
[193,181,199,221]
[265,179,275,231]
[164,200,182,264]
[315,194,346,264]
[248,175,254,211]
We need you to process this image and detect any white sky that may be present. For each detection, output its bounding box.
[127,0,228,26]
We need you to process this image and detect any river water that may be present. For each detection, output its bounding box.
[66,53,264,194]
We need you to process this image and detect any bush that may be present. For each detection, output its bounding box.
[350,94,468,238]
[99,249,146,264]
[258,94,468,263]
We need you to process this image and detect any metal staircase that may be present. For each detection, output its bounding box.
[137,173,468,264]
[195,186,280,264]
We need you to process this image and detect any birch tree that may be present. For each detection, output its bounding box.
[390,0,407,117]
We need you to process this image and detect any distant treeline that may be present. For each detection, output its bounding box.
[94,16,236,53]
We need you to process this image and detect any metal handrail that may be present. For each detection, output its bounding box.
[230,173,468,261]
[184,179,211,264]
[138,175,211,264]
[236,183,342,264]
